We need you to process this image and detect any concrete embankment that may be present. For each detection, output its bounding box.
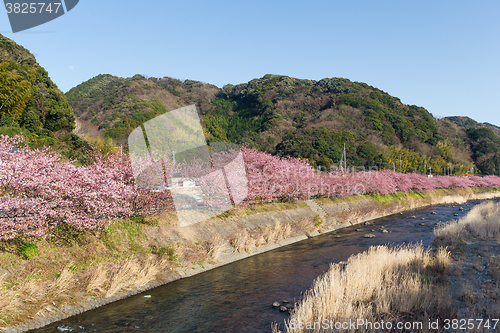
[3,188,500,333]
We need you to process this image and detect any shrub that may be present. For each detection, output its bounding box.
[18,242,38,259]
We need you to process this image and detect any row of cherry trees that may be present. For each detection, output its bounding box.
[241,147,500,203]
[1,136,500,240]
[0,136,172,240]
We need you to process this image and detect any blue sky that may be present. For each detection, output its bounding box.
[2,0,499,126]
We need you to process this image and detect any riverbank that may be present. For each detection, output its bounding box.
[1,187,500,332]
[275,197,500,333]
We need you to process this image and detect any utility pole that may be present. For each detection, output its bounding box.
[343,143,347,171]
[339,143,346,172]
[339,149,343,172]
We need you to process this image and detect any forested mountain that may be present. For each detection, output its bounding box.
[0,34,88,160]
[2,33,499,176]
[445,116,500,175]
[67,73,498,175]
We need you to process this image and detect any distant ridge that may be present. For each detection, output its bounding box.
[65,73,500,175]
[445,116,500,137]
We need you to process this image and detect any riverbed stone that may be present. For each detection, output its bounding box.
[459,207,464,211]
[364,234,376,238]
[279,306,288,312]
[272,302,280,308]
[382,229,389,233]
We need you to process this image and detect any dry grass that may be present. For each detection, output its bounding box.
[218,201,309,219]
[85,264,108,295]
[275,244,453,333]
[203,234,225,261]
[265,221,292,244]
[229,229,252,253]
[0,257,168,326]
[460,283,474,304]
[0,217,184,328]
[49,265,75,298]
[105,256,164,297]
[434,201,500,248]
[229,221,293,254]
[0,265,77,326]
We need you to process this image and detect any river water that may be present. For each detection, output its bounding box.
[34,199,495,333]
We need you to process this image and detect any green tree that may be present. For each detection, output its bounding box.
[0,61,33,121]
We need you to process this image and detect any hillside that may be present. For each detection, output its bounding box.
[0,33,89,160]
[445,116,500,137]
[67,73,500,175]
[2,33,499,176]
[444,116,500,176]
[0,35,75,138]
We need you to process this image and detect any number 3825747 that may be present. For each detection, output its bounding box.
[5,3,62,14]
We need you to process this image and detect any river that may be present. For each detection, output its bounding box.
[33,199,494,333]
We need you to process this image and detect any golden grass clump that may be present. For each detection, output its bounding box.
[105,256,164,297]
[434,201,500,247]
[276,244,452,333]
[204,234,225,260]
